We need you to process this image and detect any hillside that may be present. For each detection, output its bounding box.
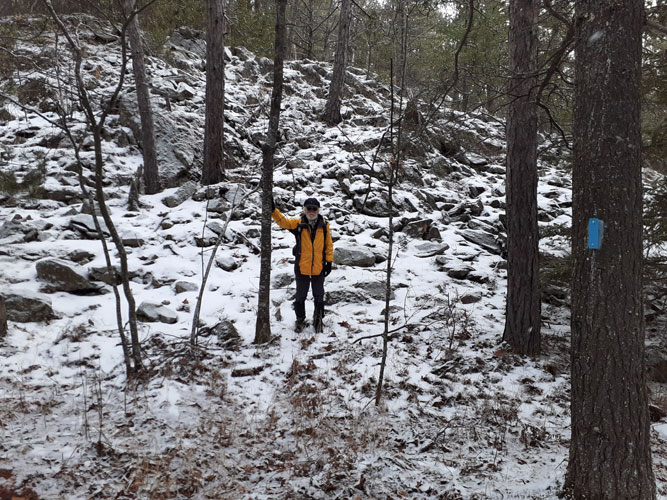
[0,15,666,500]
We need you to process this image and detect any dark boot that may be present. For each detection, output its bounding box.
[313,302,324,333]
[294,300,307,333]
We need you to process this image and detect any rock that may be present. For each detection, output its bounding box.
[207,221,227,237]
[136,302,178,324]
[174,280,199,293]
[403,219,432,239]
[121,231,145,248]
[459,230,501,254]
[200,319,241,349]
[0,289,55,322]
[447,266,473,279]
[272,272,293,288]
[215,255,240,272]
[414,241,449,258]
[334,246,376,267]
[207,199,231,214]
[460,292,482,304]
[326,289,370,305]
[36,258,102,294]
[0,218,24,239]
[468,185,486,198]
[464,152,488,167]
[87,265,141,286]
[353,281,395,301]
[68,250,96,264]
[162,181,197,208]
[69,214,109,239]
[427,226,442,240]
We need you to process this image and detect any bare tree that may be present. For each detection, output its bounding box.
[43,0,143,374]
[565,0,655,497]
[202,0,226,185]
[502,0,540,355]
[254,0,287,344]
[322,0,351,125]
[124,0,160,194]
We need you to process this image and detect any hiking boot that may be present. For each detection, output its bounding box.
[313,315,323,333]
[295,317,307,333]
[313,304,324,333]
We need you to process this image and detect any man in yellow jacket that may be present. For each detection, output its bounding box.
[272,197,334,332]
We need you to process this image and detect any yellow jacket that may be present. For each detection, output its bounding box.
[272,208,334,276]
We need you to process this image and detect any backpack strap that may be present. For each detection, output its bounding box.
[290,215,328,265]
[290,215,309,257]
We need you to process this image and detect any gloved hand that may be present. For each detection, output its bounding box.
[323,261,332,277]
[271,198,275,211]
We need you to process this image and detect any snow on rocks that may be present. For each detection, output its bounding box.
[0,289,55,322]
[136,301,179,324]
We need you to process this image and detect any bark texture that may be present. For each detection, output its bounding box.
[125,0,160,194]
[565,0,655,498]
[254,0,287,344]
[503,0,540,355]
[0,296,7,337]
[322,0,351,125]
[202,0,226,186]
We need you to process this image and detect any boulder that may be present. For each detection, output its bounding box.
[353,281,395,301]
[459,230,501,254]
[414,241,449,258]
[403,219,432,240]
[174,280,199,293]
[1,289,55,322]
[460,292,482,304]
[447,266,473,280]
[88,265,139,286]
[326,289,370,305]
[162,181,197,208]
[334,246,376,267]
[136,302,178,324]
[200,319,241,349]
[69,214,109,239]
[36,258,101,294]
[272,272,293,289]
[215,255,241,272]
[121,231,145,248]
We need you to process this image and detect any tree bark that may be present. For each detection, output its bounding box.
[202,0,226,186]
[254,0,287,344]
[124,0,160,194]
[565,0,655,498]
[503,0,540,355]
[322,0,351,125]
[0,296,7,338]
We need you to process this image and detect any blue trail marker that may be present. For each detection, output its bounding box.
[588,218,604,250]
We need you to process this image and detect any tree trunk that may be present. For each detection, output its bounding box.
[503,0,540,355]
[254,0,287,344]
[202,0,226,186]
[0,296,7,338]
[565,0,655,498]
[125,0,160,194]
[322,0,351,125]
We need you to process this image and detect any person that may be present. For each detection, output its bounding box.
[272,197,334,332]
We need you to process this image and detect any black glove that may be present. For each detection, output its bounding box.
[271,198,275,211]
[323,261,332,276]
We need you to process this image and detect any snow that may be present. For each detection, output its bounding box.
[0,13,666,500]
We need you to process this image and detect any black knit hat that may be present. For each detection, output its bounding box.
[303,197,320,208]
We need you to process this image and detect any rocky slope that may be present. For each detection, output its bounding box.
[0,14,666,500]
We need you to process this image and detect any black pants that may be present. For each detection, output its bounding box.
[294,269,324,319]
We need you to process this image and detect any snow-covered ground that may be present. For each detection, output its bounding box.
[0,14,666,500]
